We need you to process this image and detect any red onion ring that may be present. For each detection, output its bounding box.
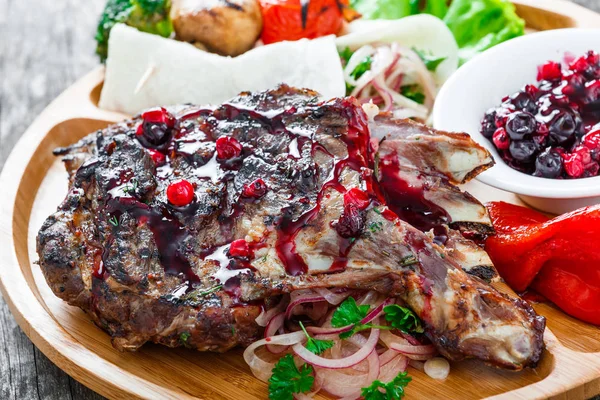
[293,327,380,369]
[285,295,326,319]
[314,288,352,305]
[265,313,287,354]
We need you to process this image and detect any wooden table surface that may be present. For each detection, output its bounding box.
[0,0,599,399]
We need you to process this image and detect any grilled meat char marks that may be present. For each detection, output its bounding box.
[37,85,544,369]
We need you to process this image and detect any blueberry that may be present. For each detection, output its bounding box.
[480,109,497,139]
[509,140,538,163]
[506,112,536,140]
[142,121,171,146]
[534,148,563,178]
[549,110,581,144]
[510,92,538,114]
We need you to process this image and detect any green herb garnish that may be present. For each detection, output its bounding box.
[331,297,391,339]
[299,321,334,355]
[268,354,314,400]
[383,304,424,334]
[361,371,412,400]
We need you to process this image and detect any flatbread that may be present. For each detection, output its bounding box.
[100,24,346,115]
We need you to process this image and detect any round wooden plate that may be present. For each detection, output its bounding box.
[1,1,600,399]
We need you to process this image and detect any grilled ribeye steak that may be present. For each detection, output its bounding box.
[37,85,545,369]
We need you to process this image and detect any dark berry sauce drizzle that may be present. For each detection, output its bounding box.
[93,95,448,297]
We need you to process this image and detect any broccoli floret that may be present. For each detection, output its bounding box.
[95,0,173,61]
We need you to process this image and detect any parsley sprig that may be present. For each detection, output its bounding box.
[384,305,424,334]
[331,297,390,339]
[361,371,412,400]
[268,354,314,400]
[299,321,334,355]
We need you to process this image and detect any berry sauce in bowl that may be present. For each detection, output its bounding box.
[433,29,600,214]
[481,51,600,180]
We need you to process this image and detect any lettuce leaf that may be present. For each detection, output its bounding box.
[443,0,525,65]
[349,0,524,64]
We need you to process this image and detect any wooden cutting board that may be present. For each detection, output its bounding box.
[0,1,599,399]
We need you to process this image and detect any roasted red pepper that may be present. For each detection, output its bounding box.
[485,201,600,325]
[259,0,359,45]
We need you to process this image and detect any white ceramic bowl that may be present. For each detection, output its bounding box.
[433,28,600,214]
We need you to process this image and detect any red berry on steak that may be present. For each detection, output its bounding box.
[343,188,370,210]
[242,178,268,199]
[215,136,242,159]
[148,149,166,165]
[334,203,365,238]
[137,107,175,148]
[492,128,510,150]
[228,239,250,258]
[167,179,195,206]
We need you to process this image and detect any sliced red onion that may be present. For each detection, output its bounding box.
[424,357,450,380]
[285,295,326,319]
[378,354,409,382]
[390,342,436,359]
[243,331,305,382]
[360,297,394,325]
[255,296,288,327]
[293,327,380,369]
[318,350,379,399]
[305,325,352,336]
[265,313,287,354]
[313,288,352,305]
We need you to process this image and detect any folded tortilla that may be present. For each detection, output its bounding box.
[100,24,346,115]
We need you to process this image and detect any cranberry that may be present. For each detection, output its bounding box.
[228,239,250,258]
[148,149,166,165]
[583,129,600,150]
[492,128,510,150]
[334,203,365,238]
[136,107,175,148]
[537,61,562,81]
[534,148,562,178]
[480,109,497,139]
[166,179,195,206]
[142,107,175,126]
[506,111,536,140]
[509,140,538,162]
[563,152,585,178]
[242,178,268,199]
[343,188,370,210]
[562,73,586,97]
[215,136,242,159]
[549,110,581,144]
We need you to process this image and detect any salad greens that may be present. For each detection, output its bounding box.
[349,0,525,64]
[96,0,173,61]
